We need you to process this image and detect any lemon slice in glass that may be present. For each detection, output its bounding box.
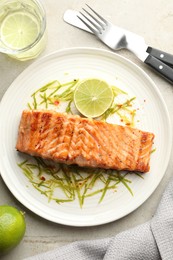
[1,11,40,50]
[74,78,113,118]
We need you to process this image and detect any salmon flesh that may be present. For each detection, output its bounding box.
[16,110,154,172]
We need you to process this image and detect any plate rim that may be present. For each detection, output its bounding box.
[0,47,172,226]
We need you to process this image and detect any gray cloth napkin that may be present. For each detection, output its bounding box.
[25,177,173,260]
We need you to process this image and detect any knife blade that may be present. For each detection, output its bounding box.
[63,9,92,33]
[63,9,173,67]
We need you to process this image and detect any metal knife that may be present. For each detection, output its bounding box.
[64,10,92,33]
[63,9,173,83]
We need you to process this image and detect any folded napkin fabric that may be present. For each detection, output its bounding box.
[25,176,173,260]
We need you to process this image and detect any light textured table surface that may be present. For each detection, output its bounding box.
[1,0,173,259]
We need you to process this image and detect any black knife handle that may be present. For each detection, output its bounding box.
[147,46,173,66]
[145,55,173,83]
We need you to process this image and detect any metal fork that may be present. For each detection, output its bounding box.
[77,5,173,83]
[77,4,148,61]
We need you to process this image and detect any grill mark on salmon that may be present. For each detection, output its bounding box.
[16,110,155,173]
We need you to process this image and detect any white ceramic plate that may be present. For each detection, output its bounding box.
[0,48,172,226]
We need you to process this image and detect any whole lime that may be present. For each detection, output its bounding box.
[0,205,26,255]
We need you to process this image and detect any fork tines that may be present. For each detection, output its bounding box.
[77,4,107,35]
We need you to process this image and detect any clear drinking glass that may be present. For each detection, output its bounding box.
[0,0,46,61]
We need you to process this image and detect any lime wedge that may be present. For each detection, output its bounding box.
[1,12,40,50]
[74,78,113,118]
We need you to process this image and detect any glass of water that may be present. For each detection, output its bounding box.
[0,0,46,61]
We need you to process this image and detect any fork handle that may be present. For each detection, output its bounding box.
[147,47,173,66]
[144,55,173,83]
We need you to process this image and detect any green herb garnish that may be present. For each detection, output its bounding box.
[18,158,141,207]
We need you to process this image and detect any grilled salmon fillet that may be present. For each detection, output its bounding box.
[16,110,154,172]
